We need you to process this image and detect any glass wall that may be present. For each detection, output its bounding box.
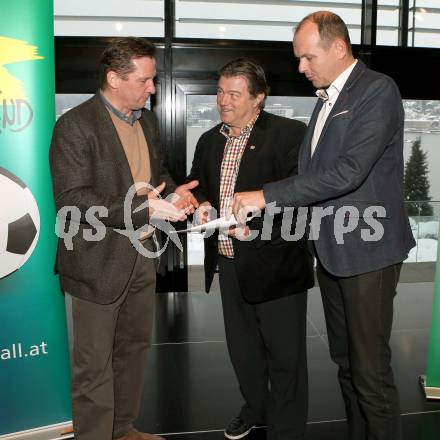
[176,0,439,47]
[55,94,151,120]
[185,96,440,266]
[406,201,439,262]
[52,0,440,47]
[54,0,165,37]
[186,95,217,266]
[175,0,363,43]
[409,0,440,48]
[403,99,440,262]
[56,94,94,119]
[377,0,401,46]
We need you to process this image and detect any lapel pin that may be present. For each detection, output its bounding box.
[249,145,256,150]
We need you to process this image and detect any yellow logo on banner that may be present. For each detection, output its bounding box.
[0,36,43,100]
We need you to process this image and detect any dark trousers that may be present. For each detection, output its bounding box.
[317,261,402,440]
[218,256,308,440]
[70,243,156,440]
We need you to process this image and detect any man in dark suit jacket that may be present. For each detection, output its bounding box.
[188,58,314,440]
[233,12,415,440]
[50,38,197,440]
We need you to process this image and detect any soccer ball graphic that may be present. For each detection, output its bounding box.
[0,167,40,279]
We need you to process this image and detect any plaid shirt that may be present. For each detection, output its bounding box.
[218,111,260,257]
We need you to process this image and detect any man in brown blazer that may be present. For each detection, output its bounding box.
[50,38,197,440]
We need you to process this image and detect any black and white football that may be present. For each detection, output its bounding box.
[0,167,40,279]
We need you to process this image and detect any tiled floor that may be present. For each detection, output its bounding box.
[133,278,440,439]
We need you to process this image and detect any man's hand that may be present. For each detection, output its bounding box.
[173,180,199,214]
[232,190,266,224]
[194,201,213,225]
[227,225,252,241]
[148,182,187,222]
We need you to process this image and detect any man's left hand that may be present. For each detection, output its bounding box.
[232,190,266,224]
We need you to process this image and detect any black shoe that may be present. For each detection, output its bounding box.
[224,416,256,439]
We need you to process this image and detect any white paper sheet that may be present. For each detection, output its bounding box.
[171,215,239,234]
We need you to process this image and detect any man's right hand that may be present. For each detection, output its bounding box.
[194,201,213,225]
[148,182,187,222]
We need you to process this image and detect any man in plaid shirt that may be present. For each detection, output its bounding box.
[188,58,314,440]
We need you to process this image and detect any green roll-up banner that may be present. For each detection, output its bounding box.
[0,0,72,435]
[425,225,440,396]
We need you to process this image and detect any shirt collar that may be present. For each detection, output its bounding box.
[220,110,261,138]
[100,90,142,126]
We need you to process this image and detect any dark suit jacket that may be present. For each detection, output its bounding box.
[188,110,314,304]
[264,61,416,277]
[49,93,175,304]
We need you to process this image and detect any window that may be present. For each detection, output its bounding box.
[377,0,401,46]
[54,0,165,37]
[403,99,440,262]
[55,94,151,120]
[175,0,363,43]
[408,0,440,48]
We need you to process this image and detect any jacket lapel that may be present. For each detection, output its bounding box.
[211,128,227,208]
[235,111,268,188]
[310,60,366,161]
[311,90,347,158]
[300,99,323,173]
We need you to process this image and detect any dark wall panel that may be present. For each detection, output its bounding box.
[55,37,165,93]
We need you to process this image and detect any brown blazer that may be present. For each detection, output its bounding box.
[49,94,175,304]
